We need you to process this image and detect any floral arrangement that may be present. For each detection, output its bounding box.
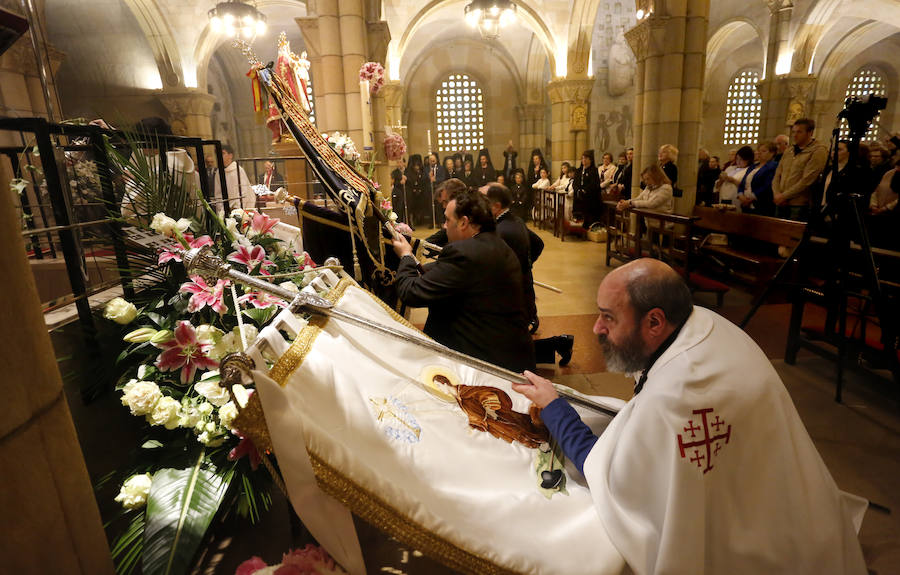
[358,61,385,95]
[382,132,407,162]
[102,203,329,575]
[323,131,360,163]
[236,545,347,575]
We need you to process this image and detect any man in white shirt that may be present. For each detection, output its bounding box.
[213,144,254,211]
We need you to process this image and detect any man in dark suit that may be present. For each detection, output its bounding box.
[484,184,574,366]
[392,190,535,373]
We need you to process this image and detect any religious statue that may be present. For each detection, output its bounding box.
[290,50,312,113]
[421,366,550,449]
[267,33,308,143]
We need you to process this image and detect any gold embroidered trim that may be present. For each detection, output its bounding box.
[269,277,355,386]
[307,451,521,575]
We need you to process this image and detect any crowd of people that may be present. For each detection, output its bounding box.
[697,120,899,231]
[392,118,898,247]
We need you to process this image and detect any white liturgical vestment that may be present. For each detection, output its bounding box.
[582,306,867,575]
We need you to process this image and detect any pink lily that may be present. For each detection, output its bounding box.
[250,211,279,236]
[227,245,275,271]
[158,234,214,265]
[180,275,229,314]
[154,321,219,384]
[228,435,262,471]
[237,291,287,309]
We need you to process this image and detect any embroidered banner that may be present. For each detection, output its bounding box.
[252,278,625,575]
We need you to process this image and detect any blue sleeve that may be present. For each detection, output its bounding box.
[541,398,599,474]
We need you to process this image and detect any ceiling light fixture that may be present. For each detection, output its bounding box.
[209,1,267,41]
[464,0,516,41]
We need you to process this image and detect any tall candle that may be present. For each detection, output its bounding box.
[427,129,432,151]
[359,79,374,151]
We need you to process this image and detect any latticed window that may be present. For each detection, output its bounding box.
[723,70,762,146]
[435,74,484,152]
[840,67,886,141]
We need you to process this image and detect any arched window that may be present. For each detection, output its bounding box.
[723,70,762,146]
[840,67,886,141]
[435,74,484,152]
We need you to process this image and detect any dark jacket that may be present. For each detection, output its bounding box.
[502,150,517,180]
[662,161,678,187]
[496,211,540,322]
[747,160,777,216]
[475,165,497,187]
[396,232,535,372]
[574,164,602,225]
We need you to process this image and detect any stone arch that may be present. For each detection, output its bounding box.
[402,38,525,155]
[524,36,550,105]
[193,0,308,92]
[813,21,900,100]
[404,37,525,107]
[706,18,764,77]
[395,0,558,76]
[121,0,183,88]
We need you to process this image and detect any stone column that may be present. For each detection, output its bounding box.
[757,0,796,139]
[546,79,593,176]
[159,91,216,139]
[0,179,115,574]
[300,0,347,133]
[374,81,405,190]
[625,0,710,212]
[338,0,368,149]
[518,103,546,158]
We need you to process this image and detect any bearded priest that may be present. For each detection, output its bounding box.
[512,258,867,575]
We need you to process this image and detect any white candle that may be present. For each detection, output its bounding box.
[427,129,432,150]
[359,79,374,151]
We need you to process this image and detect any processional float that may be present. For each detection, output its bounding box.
[201,42,627,575]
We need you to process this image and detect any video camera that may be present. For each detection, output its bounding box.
[838,94,887,140]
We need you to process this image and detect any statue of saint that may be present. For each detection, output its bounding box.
[267,33,305,142]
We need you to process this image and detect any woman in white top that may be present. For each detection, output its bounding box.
[531,167,552,222]
[716,146,753,205]
[550,162,571,193]
[617,163,674,213]
[598,152,617,193]
[531,167,551,191]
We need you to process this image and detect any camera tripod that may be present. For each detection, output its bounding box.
[741,111,899,400]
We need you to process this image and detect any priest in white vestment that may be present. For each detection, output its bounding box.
[213,144,255,211]
[513,258,867,575]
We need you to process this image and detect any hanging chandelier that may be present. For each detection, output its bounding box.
[464,0,516,40]
[208,1,267,40]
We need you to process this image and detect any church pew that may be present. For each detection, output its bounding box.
[691,206,806,285]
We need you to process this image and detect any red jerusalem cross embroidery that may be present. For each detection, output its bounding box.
[677,408,731,474]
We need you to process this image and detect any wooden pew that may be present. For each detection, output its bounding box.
[692,206,806,284]
[605,203,731,305]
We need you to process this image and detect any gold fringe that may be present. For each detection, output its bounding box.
[307,450,521,575]
[270,277,427,385]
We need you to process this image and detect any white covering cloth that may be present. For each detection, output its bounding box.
[582,306,867,575]
[253,279,625,575]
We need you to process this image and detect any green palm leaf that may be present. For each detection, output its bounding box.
[142,452,231,575]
